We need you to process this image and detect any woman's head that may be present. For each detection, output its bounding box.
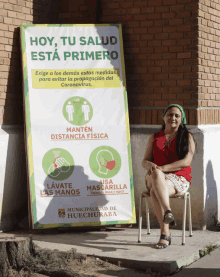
[161,104,187,130]
[161,104,191,159]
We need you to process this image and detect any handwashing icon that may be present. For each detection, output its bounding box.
[48,151,70,177]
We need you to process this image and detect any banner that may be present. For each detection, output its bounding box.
[20,24,135,229]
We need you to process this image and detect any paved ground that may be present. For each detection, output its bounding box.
[172,246,220,277]
[3,227,220,275]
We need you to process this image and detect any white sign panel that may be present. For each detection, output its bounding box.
[21,24,135,229]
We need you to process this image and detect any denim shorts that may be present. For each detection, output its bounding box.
[165,173,190,195]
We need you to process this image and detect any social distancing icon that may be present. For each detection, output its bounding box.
[63,96,93,126]
[66,102,74,121]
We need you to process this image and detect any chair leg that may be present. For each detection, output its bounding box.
[182,193,187,245]
[145,196,150,235]
[188,192,193,237]
[138,192,143,243]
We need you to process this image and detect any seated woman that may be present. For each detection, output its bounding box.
[142,104,195,249]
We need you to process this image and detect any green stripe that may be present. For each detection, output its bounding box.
[127,141,132,178]
[21,24,37,228]
[130,175,136,223]
[110,24,120,28]
[34,219,136,229]
[21,23,122,29]
[124,89,128,113]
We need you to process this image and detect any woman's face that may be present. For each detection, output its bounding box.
[163,107,182,130]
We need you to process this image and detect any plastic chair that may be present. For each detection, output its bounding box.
[138,190,193,245]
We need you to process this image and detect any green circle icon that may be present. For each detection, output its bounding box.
[42,148,74,181]
[63,96,93,126]
[89,146,121,178]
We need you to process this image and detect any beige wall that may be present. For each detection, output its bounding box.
[1,0,220,230]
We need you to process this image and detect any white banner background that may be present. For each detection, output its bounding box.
[22,25,134,227]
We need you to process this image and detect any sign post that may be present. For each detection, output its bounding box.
[20,24,136,229]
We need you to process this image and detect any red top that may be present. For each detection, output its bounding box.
[153,130,192,183]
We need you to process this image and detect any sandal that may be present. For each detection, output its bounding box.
[163,210,176,226]
[155,234,171,249]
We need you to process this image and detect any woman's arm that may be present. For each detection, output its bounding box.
[142,134,158,173]
[158,133,195,172]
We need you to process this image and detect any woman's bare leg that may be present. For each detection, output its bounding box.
[150,169,176,211]
[150,188,164,225]
[150,189,171,248]
[146,169,177,248]
[145,174,152,193]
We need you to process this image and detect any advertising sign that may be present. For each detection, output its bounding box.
[20,24,135,229]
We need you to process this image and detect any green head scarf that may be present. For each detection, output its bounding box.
[161,104,187,125]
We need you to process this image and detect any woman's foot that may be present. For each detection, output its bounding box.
[163,210,176,226]
[155,232,171,249]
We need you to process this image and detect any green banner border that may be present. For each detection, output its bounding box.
[20,24,136,229]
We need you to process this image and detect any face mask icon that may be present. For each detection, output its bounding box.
[100,159,116,170]
[96,149,116,175]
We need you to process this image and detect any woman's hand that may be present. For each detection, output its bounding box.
[142,134,154,172]
[147,162,158,175]
[156,165,166,172]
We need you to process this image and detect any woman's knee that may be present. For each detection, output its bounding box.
[145,174,152,190]
[150,187,155,197]
[151,168,165,181]
[145,173,151,182]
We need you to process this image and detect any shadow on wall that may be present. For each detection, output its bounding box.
[2,27,24,126]
[36,165,108,228]
[204,160,218,228]
[39,0,99,25]
[1,129,29,231]
[0,0,112,231]
[188,128,204,230]
[0,0,59,228]
[3,0,99,122]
